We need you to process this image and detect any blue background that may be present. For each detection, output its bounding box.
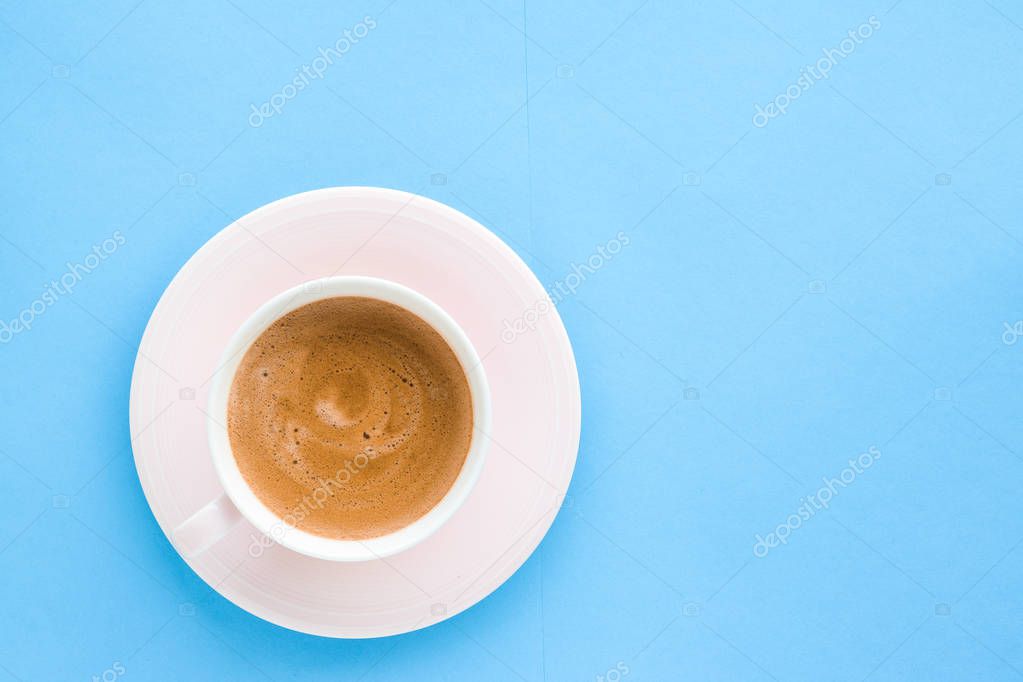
[1,1,1022,680]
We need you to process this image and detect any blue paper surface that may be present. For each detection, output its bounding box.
[1,1,1022,680]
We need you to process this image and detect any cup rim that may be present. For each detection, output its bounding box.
[206,275,491,562]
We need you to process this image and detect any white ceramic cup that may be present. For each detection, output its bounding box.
[172,276,491,562]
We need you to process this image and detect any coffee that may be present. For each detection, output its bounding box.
[227,296,473,540]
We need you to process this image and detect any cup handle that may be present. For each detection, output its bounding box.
[172,494,243,557]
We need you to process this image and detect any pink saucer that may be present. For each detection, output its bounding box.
[129,187,581,638]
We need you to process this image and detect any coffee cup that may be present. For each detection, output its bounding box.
[172,276,491,562]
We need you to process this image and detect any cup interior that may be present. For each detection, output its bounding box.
[206,276,491,562]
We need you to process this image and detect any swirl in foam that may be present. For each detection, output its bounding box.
[227,296,473,540]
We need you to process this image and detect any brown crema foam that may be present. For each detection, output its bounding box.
[227,296,473,540]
